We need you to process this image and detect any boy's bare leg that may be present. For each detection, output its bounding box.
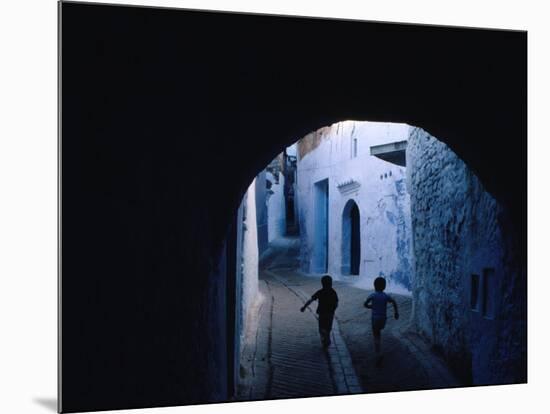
[374,333,381,354]
[320,328,330,347]
[319,314,332,348]
[373,331,384,366]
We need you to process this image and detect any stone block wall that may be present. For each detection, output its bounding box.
[407,127,526,384]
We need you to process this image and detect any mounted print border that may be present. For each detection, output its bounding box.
[59,1,526,412]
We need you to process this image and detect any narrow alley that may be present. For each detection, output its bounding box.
[237,237,462,401]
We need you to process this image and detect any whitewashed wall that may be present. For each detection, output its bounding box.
[240,179,259,341]
[267,171,286,242]
[296,121,414,293]
[255,171,268,254]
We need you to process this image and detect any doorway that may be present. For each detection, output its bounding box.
[342,199,361,276]
[313,179,329,273]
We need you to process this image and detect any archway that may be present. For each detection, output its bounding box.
[342,199,361,276]
[237,118,526,395]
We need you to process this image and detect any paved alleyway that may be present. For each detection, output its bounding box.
[237,237,462,401]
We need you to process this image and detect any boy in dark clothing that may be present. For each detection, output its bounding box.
[300,275,339,348]
[364,276,399,365]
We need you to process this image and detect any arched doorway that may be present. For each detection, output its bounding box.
[342,199,361,276]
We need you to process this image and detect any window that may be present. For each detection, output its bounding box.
[471,268,497,318]
[482,268,496,319]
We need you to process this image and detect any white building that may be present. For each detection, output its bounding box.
[266,168,286,243]
[295,121,414,293]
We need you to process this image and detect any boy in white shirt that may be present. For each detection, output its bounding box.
[364,276,399,365]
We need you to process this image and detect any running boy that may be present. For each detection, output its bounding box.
[364,276,399,365]
[300,275,339,348]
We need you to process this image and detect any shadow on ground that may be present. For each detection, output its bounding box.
[33,397,57,412]
[240,237,463,398]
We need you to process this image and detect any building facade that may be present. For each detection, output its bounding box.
[295,121,414,293]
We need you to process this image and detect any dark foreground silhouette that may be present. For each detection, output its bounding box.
[301,275,339,348]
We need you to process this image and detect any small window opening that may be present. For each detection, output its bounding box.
[482,268,496,319]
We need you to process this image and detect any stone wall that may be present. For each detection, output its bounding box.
[407,127,526,384]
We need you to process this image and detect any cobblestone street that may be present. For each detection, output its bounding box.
[237,237,462,401]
